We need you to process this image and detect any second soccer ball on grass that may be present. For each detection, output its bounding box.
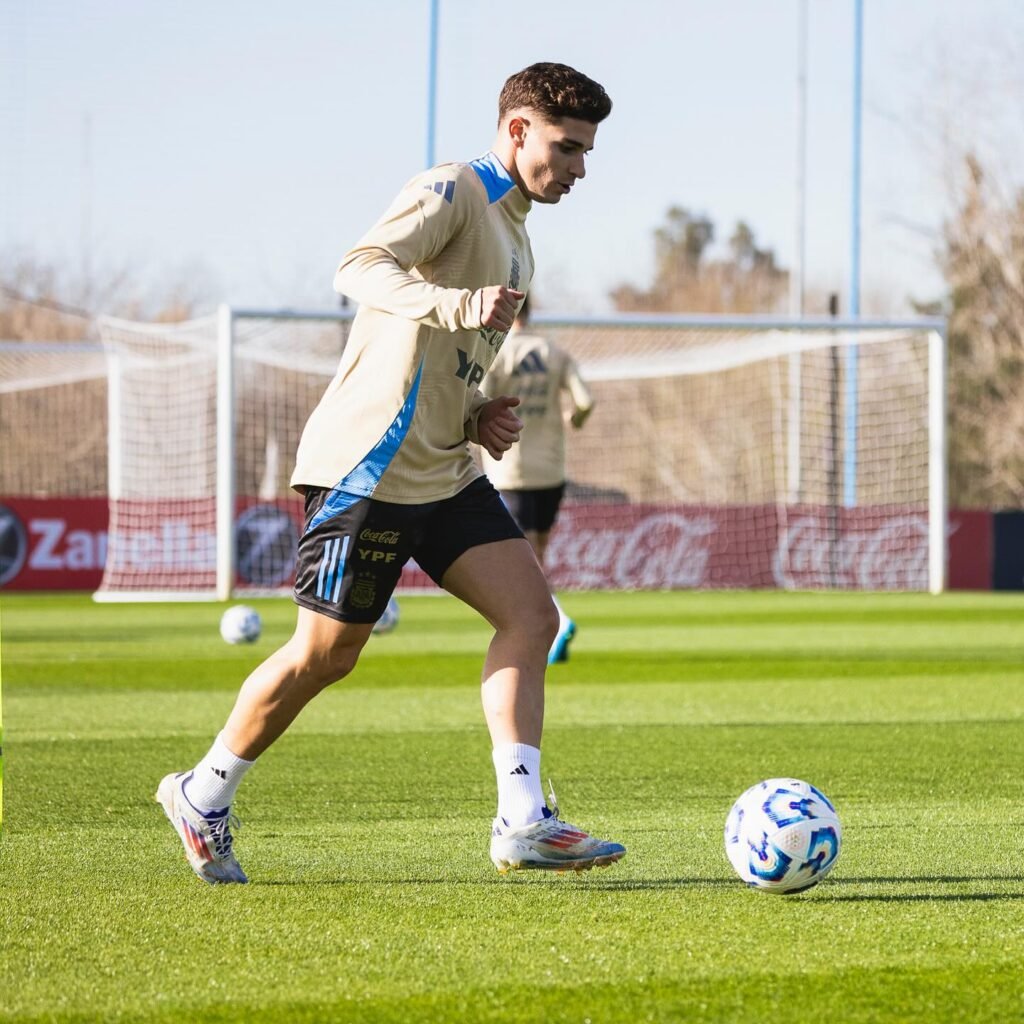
[219,605,262,645]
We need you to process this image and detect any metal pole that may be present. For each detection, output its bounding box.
[425,0,440,168]
[787,0,808,503]
[844,0,864,507]
[790,0,808,321]
[928,327,948,594]
[828,294,840,587]
[216,304,236,601]
[106,352,122,503]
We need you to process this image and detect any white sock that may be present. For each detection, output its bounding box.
[183,732,255,815]
[492,742,546,828]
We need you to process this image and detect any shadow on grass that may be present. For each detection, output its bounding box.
[250,872,1024,897]
[817,891,1024,903]
[248,876,735,889]
[561,872,1024,891]
[833,874,1024,884]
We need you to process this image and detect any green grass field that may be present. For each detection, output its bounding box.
[2,590,1023,1023]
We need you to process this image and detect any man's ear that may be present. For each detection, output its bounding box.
[507,114,530,149]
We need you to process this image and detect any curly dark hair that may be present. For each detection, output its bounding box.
[498,63,612,126]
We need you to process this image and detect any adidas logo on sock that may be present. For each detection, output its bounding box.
[510,764,530,776]
[211,768,228,780]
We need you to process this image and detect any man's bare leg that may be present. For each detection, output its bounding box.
[156,608,374,884]
[521,528,574,665]
[443,538,626,871]
[223,609,375,759]
[440,537,557,748]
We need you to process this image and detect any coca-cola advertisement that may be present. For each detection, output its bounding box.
[543,503,936,591]
[544,506,720,590]
[771,509,930,591]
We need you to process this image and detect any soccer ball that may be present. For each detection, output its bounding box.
[724,778,841,894]
[219,605,262,645]
[372,596,400,635]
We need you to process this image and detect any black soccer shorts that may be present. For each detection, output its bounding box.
[293,476,524,623]
[499,483,567,534]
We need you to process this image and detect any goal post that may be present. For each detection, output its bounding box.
[213,305,358,601]
[93,308,947,600]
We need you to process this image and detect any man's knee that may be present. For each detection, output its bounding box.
[515,595,559,647]
[539,596,560,644]
[290,626,368,690]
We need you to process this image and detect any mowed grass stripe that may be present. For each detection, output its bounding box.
[8,671,1023,745]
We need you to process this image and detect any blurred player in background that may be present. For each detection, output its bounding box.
[480,295,594,663]
[156,62,625,884]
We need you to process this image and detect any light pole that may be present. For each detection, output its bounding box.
[787,0,809,504]
[425,0,440,168]
[844,0,864,507]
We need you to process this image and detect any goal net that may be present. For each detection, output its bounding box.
[94,309,946,600]
[0,341,109,498]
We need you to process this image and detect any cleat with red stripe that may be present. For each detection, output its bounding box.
[490,793,625,874]
[156,772,248,885]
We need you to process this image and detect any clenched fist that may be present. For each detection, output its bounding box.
[477,286,525,333]
[477,395,523,460]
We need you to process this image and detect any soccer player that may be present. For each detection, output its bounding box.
[480,294,594,664]
[157,62,625,884]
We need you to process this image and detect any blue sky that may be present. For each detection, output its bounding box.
[2,0,1022,317]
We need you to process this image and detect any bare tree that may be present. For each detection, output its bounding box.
[0,253,216,340]
[925,155,1024,507]
[610,207,789,314]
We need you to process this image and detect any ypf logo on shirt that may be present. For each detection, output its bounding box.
[455,348,486,387]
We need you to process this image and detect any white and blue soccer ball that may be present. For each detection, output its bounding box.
[724,778,841,894]
[219,604,262,645]
[372,596,400,635]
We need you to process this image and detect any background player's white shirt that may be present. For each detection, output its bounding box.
[481,329,593,490]
[292,153,534,504]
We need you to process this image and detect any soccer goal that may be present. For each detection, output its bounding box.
[93,307,946,600]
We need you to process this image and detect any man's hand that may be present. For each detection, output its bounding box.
[477,286,525,332]
[569,406,593,429]
[477,396,523,460]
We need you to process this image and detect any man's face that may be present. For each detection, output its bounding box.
[513,115,598,204]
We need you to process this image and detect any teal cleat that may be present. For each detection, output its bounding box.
[548,619,576,664]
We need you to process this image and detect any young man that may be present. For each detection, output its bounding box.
[157,62,625,883]
[480,294,594,664]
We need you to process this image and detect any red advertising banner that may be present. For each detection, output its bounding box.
[543,504,938,591]
[947,508,993,591]
[0,498,109,590]
[0,496,998,592]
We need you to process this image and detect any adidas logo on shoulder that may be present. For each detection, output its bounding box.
[424,180,456,204]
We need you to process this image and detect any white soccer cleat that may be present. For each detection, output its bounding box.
[156,772,248,885]
[490,788,625,874]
